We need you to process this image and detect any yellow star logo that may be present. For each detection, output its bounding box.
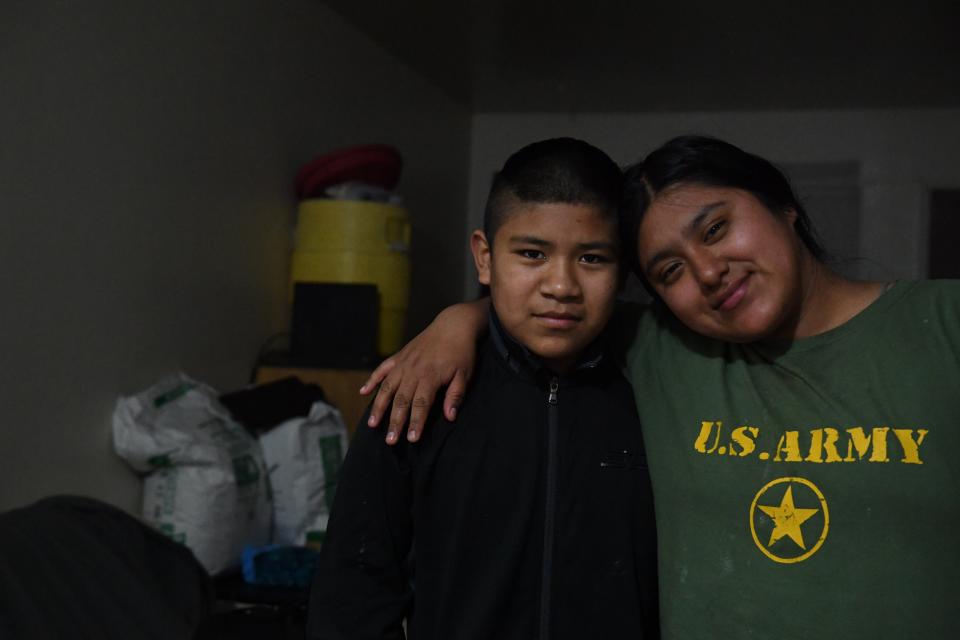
[749,476,830,564]
[757,485,819,549]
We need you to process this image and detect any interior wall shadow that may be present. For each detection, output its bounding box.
[929,190,960,278]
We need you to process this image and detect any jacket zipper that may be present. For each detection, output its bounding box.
[540,376,559,640]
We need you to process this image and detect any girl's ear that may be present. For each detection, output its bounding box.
[470,230,493,286]
[785,206,799,226]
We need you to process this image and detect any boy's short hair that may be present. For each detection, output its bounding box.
[483,138,626,258]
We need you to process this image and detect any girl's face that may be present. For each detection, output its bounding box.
[637,183,808,343]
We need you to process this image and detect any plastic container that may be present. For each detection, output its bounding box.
[290,199,410,356]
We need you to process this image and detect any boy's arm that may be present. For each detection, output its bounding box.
[307,408,414,640]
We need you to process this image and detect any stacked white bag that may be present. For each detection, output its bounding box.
[112,373,272,574]
[259,400,349,546]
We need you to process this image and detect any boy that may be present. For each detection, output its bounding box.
[307,138,657,639]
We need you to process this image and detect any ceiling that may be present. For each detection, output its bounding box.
[320,0,960,112]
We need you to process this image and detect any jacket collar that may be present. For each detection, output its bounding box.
[488,307,604,378]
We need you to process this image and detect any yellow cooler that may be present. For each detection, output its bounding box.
[290,199,410,356]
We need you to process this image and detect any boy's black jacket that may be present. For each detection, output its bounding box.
[308,316,659,640]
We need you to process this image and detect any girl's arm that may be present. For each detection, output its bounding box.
[361,299,490,444]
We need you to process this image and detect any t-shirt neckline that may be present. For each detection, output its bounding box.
[751,280,915,357]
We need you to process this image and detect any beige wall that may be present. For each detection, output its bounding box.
[0,0,469,512]
[464,110,960,294]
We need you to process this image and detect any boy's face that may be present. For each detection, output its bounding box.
[471,202,620,373]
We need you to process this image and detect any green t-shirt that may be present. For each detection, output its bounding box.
[625,280,960,639]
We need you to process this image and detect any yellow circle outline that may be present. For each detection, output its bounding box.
[749,476,829,564]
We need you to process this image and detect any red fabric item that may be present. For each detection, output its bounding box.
[295,144,402,199]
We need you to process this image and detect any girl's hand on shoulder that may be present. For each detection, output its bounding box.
[360,299,489,444]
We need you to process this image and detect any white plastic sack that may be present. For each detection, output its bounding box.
[259,400,349,546]
[112,373,271,574]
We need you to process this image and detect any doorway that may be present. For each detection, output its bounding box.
[928,190,960,278]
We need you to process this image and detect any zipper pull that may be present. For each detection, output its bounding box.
[547,377,558,405]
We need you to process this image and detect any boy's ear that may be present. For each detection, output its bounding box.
[470,230,492,286]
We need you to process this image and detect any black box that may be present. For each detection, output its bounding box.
[290,282,379,368]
